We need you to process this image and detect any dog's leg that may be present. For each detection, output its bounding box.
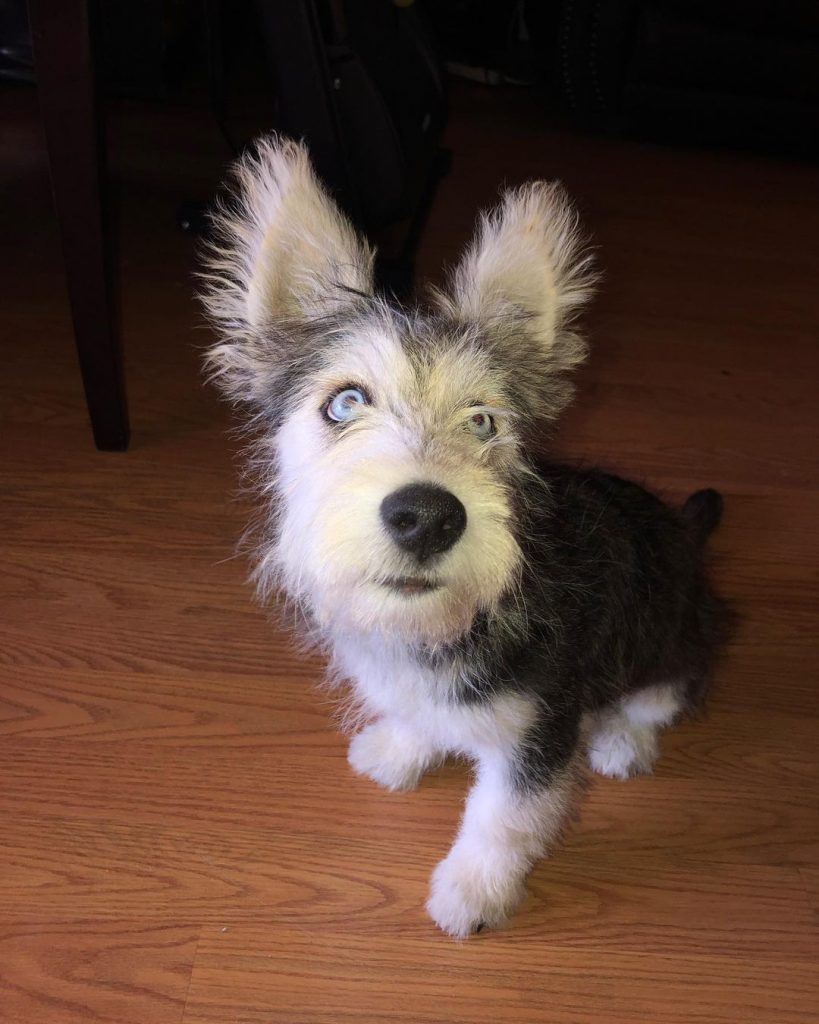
[427,739,578,938]
[587,682,683,779]
[348,718,444,791]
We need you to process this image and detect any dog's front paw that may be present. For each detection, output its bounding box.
[588,720,659,779]
[426,846,526,939]
[347,720,433,792]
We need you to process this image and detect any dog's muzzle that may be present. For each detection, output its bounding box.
[380,483,467,562]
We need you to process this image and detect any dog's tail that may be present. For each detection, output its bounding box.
[682,488,724,544]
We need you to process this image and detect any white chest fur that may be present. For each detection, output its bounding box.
[331,633,536,762]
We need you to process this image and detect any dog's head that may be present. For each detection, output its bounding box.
[203,137,593,646]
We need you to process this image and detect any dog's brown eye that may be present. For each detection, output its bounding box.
[468,411,495,439]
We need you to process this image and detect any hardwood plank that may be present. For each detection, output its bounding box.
[797,868,819,916]
[0,815,815,962]
[182,925,819,1024]
[0,727,816,869]
[0,922,199,1024]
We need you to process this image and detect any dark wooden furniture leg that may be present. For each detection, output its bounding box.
[29,0,129,450]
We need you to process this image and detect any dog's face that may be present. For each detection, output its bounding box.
[269,308,528,644]
[203,138,593,645]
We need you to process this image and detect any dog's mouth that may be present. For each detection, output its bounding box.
[381,576,442,596]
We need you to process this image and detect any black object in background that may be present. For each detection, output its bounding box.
[0,0,33,81]
[420,0,537,85]
[253,0,449,295]
[557,0,819,156]
[0,0,200,94]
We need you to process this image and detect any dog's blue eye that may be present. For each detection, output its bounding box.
[326,387,368,422]
[468,411,495,439]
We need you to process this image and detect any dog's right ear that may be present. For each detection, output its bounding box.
[201,136,374,406]
[433,182,596,419]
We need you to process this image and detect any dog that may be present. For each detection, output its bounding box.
[202,136,728,938]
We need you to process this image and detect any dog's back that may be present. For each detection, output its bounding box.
[514,462,729,718]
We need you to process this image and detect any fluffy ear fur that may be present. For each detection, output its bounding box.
[435,183,596,393]
[201,135,374,406]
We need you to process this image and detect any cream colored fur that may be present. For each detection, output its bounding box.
[202,135,596,939]
[435,180,595,372]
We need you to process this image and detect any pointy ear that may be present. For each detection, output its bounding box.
[435,182,596,385]
[202,135,374,327]
[201,136,374,406]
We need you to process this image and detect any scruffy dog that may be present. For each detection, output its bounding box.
[202,136,727,938]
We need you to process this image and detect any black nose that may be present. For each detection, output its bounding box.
[380,483,467,561]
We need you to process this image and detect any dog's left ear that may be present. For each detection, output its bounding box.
[203,135,374,328]
[435,183,596,411]
[201,135,374,407]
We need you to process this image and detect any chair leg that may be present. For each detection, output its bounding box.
[29,0,129,451]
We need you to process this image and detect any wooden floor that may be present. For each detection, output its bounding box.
[1,81,818,1023]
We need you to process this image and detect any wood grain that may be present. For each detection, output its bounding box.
[1,923,199,1024]
[181,926,819,1024]
[1,80,818,1022]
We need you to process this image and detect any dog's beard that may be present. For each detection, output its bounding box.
[276,516,520,645]
[308,570,494,645]
[269,462,519,646]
